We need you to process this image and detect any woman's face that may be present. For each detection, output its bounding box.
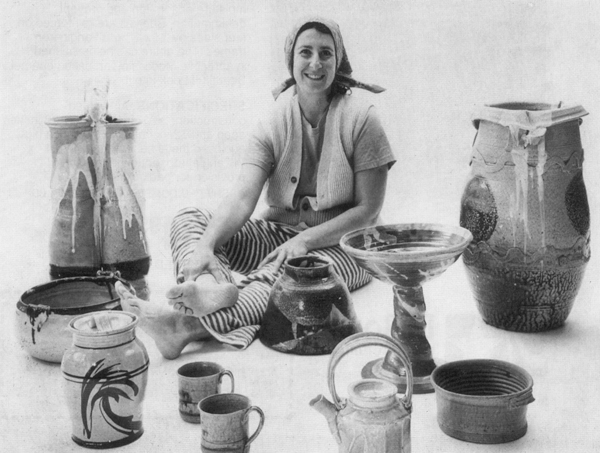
[292,28,336,97]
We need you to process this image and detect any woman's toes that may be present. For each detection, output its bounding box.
[165,284,185,300]
[115,281,130,298]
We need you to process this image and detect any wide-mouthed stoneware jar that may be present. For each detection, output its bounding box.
[460,103,590,332]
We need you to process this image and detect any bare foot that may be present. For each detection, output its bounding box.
[166,274,238,318]
[115,281,210,359]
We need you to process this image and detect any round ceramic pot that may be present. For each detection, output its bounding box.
[61,311,149,449]
[259,255,361,355]
[46,116,151,299]
[431,359,534,444]
[15,274,131,363]
[460,103,590,332]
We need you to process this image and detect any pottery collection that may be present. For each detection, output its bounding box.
[14,101,591,449]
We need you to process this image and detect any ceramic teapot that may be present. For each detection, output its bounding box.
[310,332,413,453]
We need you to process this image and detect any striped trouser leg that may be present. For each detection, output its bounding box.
[170,208,296,348]
[170,207,372,349]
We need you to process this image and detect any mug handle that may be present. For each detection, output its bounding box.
[243,406,265,450]
[218,370,235,393]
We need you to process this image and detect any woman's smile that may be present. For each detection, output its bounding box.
[293,28,336,96]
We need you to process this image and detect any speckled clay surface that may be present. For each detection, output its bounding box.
[460,103,590,332]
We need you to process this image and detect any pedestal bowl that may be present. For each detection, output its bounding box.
[340,223,473,393]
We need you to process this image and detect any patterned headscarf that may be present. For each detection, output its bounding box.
[271,16,385,100]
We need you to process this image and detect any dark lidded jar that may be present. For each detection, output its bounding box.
[259,255,361,354]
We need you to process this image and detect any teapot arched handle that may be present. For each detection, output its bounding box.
[328,332,413,411]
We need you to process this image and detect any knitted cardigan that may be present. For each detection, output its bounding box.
[260,93,381,227]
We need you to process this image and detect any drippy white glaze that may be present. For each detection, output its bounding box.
[50,131,97,253]
[50,125,146,255]
[507,125,548,254]
[109,131,146,247]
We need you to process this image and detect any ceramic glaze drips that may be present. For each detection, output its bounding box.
[460,102,590,332]
[507,124,549,254]
[50,131,99,253]
[47,115,151,299]
[109,131,146,243]
[50,126,146,254]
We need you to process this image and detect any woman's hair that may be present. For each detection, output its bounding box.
[292,22,350,97]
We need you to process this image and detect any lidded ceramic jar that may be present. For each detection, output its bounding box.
[259,255,361,355]
[61,311,149,448]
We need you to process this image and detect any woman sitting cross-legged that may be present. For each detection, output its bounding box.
[116,15,395,359]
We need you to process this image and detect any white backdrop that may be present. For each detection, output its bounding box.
[2,1,599,452]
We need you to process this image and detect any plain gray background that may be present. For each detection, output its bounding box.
[2,1,599,451]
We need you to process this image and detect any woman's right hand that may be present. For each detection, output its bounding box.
[178,245,225,283]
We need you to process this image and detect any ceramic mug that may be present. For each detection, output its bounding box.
[178,362,234,424]
[199,393,265,453]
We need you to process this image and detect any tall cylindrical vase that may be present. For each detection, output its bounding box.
[460,103,590,332]
[61,312,149,449]
[47,116,150,299]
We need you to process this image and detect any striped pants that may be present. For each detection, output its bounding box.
[170,207,372,349]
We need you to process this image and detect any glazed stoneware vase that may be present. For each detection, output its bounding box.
[61,312,149,448]
[47,116,150,299]
[460,102,590,332]
[259,255,361,355]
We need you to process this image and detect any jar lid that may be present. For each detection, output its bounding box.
[471,103,588,130]
[70,311,137,336]
[348,379,398,410]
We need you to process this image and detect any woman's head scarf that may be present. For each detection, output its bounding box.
[271,16,385,100]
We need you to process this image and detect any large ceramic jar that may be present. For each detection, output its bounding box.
[259,255,361,354]
[47,116,150,299]
[460,103,590,332]
[61,311,149,448]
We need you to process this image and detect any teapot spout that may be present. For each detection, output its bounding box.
[310,394,340,441]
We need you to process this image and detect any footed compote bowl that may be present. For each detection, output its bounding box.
[340,223,473,394]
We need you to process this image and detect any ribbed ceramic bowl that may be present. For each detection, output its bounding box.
[15,275,131,363]
[431,359,534,444]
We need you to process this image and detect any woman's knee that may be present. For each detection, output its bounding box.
[170,207,212,237]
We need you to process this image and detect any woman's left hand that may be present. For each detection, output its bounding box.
[257,235,309,272]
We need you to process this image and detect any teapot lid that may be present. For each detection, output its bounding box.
[348,379,398,410]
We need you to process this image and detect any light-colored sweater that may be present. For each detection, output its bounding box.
[244,92,395,227]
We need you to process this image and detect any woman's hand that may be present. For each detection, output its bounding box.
[178,245,226,283]
[257,235,309,272]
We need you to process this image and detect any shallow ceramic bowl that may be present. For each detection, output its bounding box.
[431,359,535,444]
[340,223,473,287]
[15,275,131,363]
